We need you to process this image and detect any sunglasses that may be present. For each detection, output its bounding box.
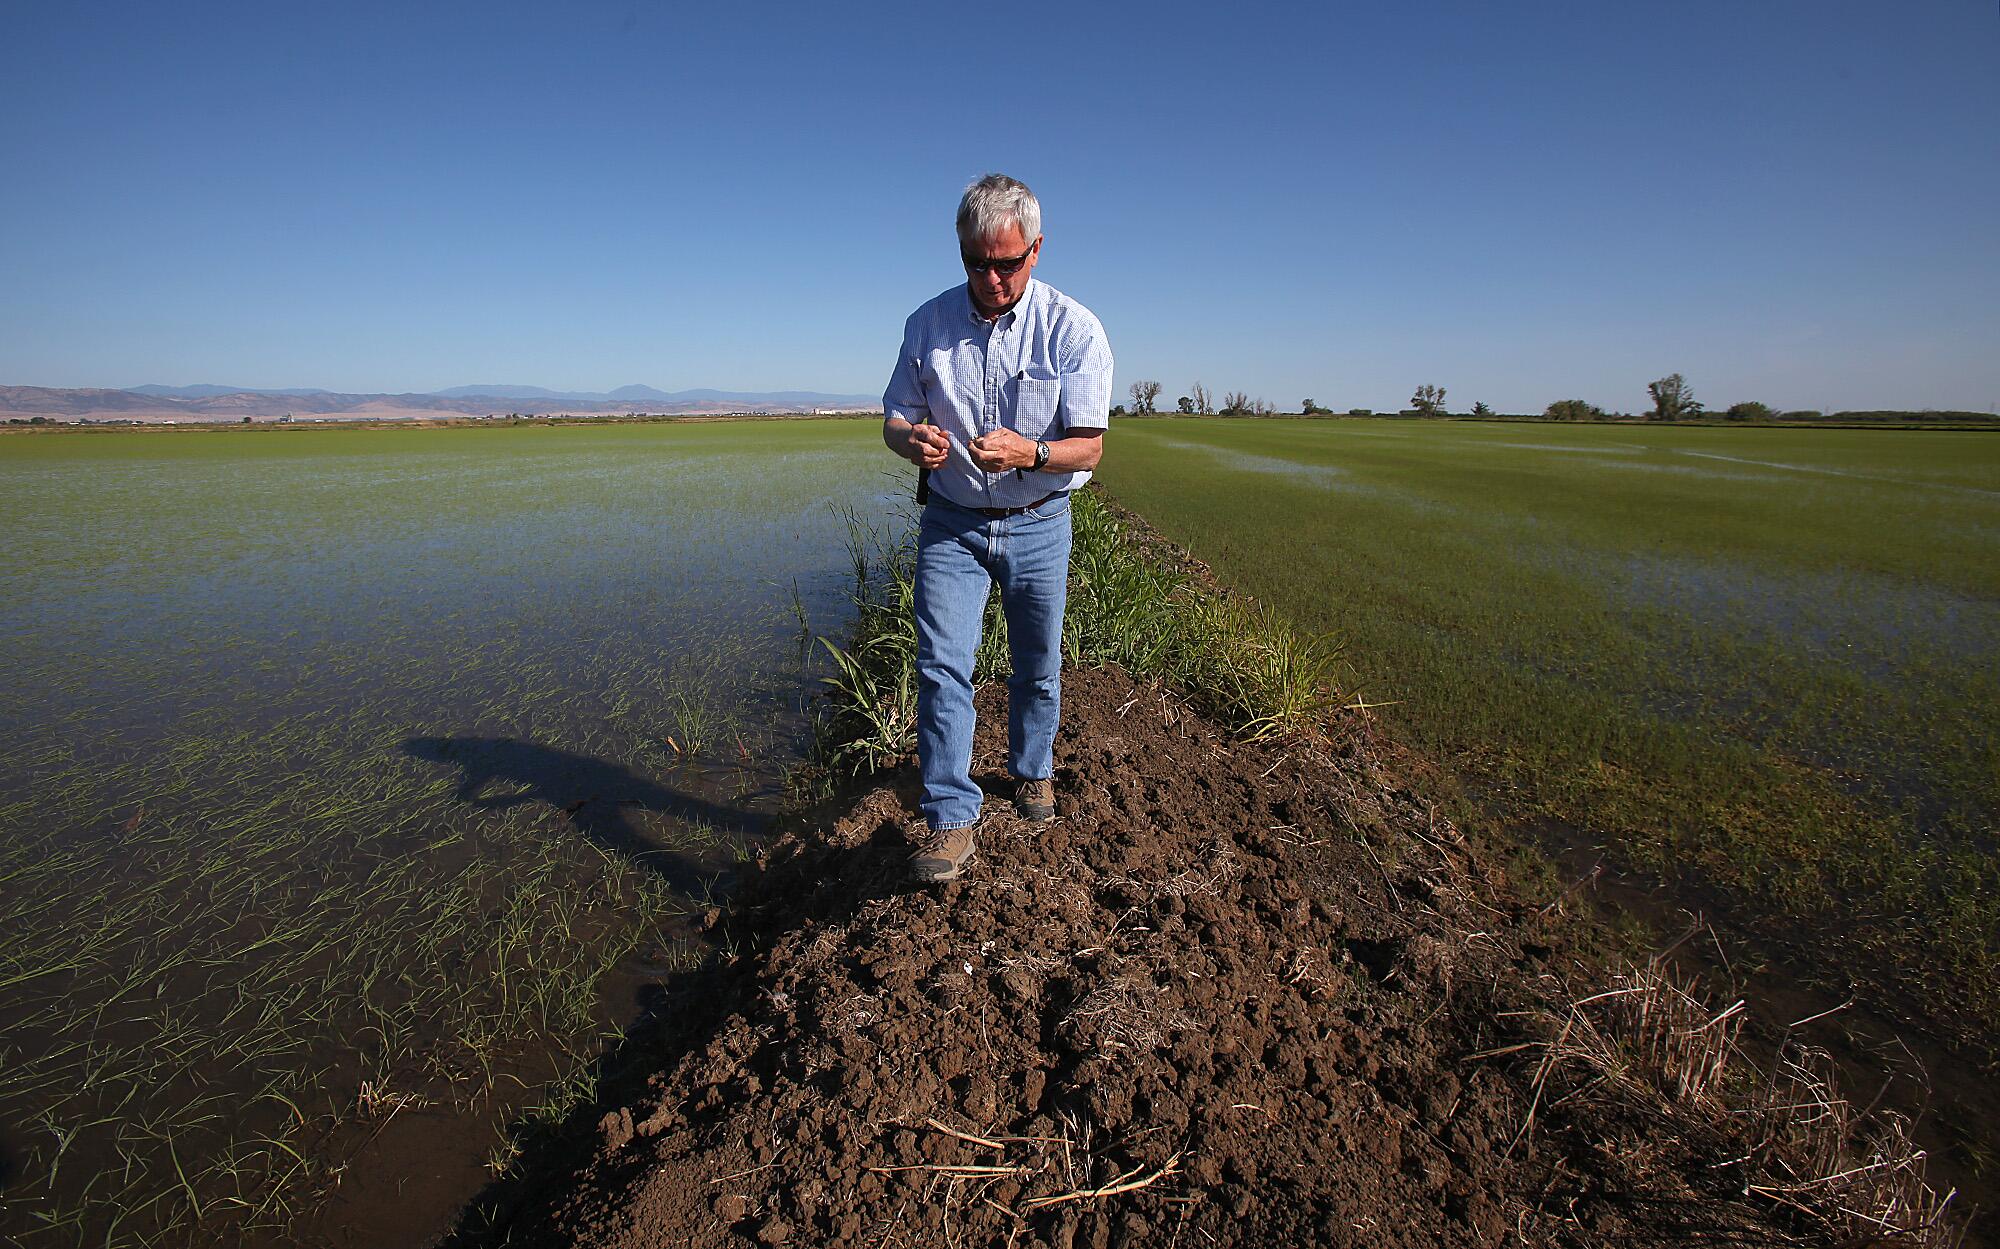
[962,247,1033,276]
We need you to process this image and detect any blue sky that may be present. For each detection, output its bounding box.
[3,1,1995,413]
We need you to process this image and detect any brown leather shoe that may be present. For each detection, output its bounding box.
[909,821,977,883]
[1014,777,1055,824]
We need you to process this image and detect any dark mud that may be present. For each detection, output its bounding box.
[440,665,1935,1248]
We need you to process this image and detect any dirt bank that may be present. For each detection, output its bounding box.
[444,665,1927,1248]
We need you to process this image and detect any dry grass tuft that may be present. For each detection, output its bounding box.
[1506,961,1962,1247]
[354,1079,427,1122]
[1592,964,1744,1104]
[1746,1046,1962,1246]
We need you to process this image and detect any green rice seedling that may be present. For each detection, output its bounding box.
[484,1135,523,1179]
[660,644,754,760]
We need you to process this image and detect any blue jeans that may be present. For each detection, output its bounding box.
[914,492,1073,830]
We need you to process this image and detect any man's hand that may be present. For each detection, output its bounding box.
[968,427,1036,473]
[895,421,950,470]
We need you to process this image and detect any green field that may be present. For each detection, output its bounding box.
[0,420,891,1246]
[1097,417,2000,1047]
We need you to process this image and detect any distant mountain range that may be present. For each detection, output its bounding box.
[127,384,340,398]
[2,383,879,420]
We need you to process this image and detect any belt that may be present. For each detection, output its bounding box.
[943,491,1062,519]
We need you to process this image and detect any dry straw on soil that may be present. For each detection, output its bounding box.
[1503,961,1962,1247]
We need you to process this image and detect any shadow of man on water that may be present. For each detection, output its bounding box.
[403,736,761,900]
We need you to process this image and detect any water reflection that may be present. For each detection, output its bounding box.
[1154,437,1416,499]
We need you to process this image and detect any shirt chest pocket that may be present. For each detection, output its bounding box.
[1006,376,1062,441]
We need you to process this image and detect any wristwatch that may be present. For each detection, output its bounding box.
[1032,440,1050,471]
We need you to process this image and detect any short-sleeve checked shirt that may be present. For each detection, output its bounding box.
[883,278,1113,509]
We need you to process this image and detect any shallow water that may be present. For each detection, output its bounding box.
[1153,436,1445,511]
[2,427,892,782]
[0,420,902,1246]
[1673,447,2000,495]
[1153,437,1357,485]
[1520,541,2000,828]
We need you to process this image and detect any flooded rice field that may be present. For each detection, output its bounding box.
[1113,418,2000,833]
[1100,418,2000,1050]
[0,419,893,1246]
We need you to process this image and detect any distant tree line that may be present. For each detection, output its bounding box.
[1107,373,1994,425]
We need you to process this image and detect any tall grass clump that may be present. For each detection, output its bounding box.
[1066,491,1346,739]
[814,487,1347,777]
[813,502,923,775]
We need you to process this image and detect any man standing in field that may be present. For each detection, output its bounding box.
[882,173,1114,883]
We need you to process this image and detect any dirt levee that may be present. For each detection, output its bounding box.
[463,667,1836,1248]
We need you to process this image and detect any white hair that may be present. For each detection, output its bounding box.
[956,174,1041,248]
